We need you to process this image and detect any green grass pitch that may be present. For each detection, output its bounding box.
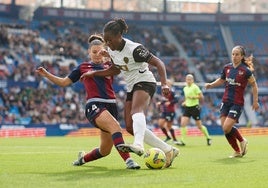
[0,135,267,188]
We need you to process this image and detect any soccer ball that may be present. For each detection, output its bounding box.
[143,148,166,169]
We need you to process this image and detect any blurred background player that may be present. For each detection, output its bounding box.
[156,79,180,144]
[177,74,212,146]
[205,45,259,158]
[36,34,140,169]
[80,18,179,168]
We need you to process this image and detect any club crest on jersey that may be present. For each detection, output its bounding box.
[239,70,244,75]
[123,57,129,64]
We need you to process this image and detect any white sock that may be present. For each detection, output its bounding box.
[144,128,172,153]
[132,112,146,148]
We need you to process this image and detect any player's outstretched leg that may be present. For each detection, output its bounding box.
[125,158,141,169]
[116,144,144,156]
[164,147,180,168]
[240,138,248,156]
[72,151,86,166]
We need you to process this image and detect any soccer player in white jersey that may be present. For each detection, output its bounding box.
[80,18,179,168]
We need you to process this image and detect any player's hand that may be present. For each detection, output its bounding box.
[80,71,95,81]
[204,83,212,89]
[252,102,259,111]
[161,84,170,97]
[164,101,171,106]
[98,49,110,57]
[35,67,48,77]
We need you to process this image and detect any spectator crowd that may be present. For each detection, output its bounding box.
[1,19,268,127]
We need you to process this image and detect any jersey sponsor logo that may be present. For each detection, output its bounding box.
[136,46,150,58]
[226,77,241,86]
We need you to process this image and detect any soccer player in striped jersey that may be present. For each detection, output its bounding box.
[36,34,140,169]
[81,18,179,168]
[205,45,259,158]
[156,80,180,144]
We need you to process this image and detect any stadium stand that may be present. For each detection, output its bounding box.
[0,4,268,132]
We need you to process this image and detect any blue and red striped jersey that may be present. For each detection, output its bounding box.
[159,90,179,113]
[221,63,252,106]
[68,61,116,100]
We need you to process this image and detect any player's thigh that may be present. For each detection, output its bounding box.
[165,112,175,128]
[158,118,166,128]
[95,110,121,134]
[195,120,203,129]
[166,121,173,129]
[220,116,227,126]
[180,116,190,126]
[131,90,151,113]
[99,131,113,156]
[124,100,133,134]
[222,117,237,134]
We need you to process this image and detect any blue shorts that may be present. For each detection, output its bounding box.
[160,112,175,122]
[220,102,243,123]
[85,101,118,128]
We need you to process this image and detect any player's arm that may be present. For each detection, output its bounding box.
[205,78,225,89]
[147,55,170,97]
[181,99,186,107]
[170,92,179,104]
[181,93,186,106]
[196,92,204,100]
[248,75,259,111]
[133,45,169,97]
[148,56,168,89]
[80,63,120,80]
[36,67,72,87]
[93,63,121,76]
[196,85,204,100]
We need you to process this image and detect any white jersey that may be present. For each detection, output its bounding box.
[108,38,156,92]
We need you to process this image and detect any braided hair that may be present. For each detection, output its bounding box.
[103,18,128,36]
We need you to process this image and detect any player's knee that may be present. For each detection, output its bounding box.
[222,125,232,134]
[109,122,122,133]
